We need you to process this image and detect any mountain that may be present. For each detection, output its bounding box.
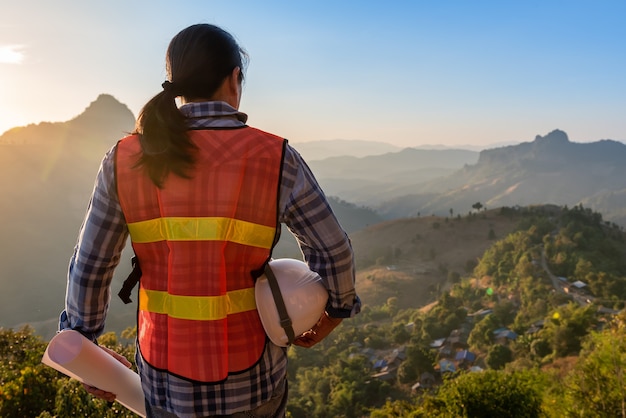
[290,139,519,160]
[580,190,626,227]
[308,148,479,205]
[0,95,136,336]
[1,94,135,145]
[371,130,626,224]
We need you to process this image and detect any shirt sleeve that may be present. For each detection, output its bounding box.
[278,145,361,318]
[59,145,129,341]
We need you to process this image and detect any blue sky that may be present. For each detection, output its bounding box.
[0,1,624,148]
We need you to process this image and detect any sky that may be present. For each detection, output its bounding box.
[0,1,624,148]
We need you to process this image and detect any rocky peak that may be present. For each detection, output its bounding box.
[533,129,569,146]
[69,94,136,132]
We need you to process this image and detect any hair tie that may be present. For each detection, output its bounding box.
[161,80,179,95]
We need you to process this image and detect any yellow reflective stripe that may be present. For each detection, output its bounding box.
[127,217,275,248]
[139,287,257,321]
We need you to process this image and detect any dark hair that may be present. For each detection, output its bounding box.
[133,24,248,187]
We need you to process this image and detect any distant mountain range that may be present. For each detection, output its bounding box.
[2,94,625,336]
[365,130,626,224]
[290,139,517,161]
[301,129,626,226]
[432,130,626,208]
[307,148,479,205]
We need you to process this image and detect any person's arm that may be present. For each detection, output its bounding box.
[59,145,129,341]
[278,145,360,346]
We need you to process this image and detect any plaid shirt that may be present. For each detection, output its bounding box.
[60,101,360,416]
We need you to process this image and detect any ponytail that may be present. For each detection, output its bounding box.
[133,85,197,188]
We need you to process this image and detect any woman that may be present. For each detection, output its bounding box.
[60,23,360,417]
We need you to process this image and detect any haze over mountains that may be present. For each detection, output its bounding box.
[306,130,626,225]
[293,139,511,161]
[1,94,625,337]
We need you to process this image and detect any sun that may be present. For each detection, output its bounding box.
[0,45,24,64]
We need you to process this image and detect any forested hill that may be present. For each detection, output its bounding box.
[4,204,626,416]
[356,204,626,416]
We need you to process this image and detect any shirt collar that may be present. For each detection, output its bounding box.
[179,101,248,128]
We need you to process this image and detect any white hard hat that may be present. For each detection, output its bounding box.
[255,259,328,347]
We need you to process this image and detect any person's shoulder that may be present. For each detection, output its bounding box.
[246,126,286,142]
[115,133,142,155]
[118,133,140,144]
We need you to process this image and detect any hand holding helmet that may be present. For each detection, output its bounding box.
[293,311,342,348]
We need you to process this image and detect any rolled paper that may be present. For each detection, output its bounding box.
[42,330,146,417]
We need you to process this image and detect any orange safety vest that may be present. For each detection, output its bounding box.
[116,127,285,382]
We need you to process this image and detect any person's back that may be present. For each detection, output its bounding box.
[117,127,284,383]
[60,23,360,418]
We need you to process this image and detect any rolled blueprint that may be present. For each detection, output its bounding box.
[42,330,146,417]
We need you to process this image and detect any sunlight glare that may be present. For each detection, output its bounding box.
[0,45,24,64]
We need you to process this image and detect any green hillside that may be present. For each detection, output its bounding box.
[4,204,626,417]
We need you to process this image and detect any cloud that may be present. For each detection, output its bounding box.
[0,45,25,64]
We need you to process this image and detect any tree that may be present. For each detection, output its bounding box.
[486,345,513,370]
[398,345,436,384]
[0,326,139,418]
[0,326,57,417]
[290,355,389,418]
[563,313,626,417]
[530,338,551,359]
[290,367,331,418]
[386,297,399,317]
[472,202,483,212]
[433,370,543,418]
[0,365,57,418]
[370,400,418,418]
[542,304,596,357]
[468,314,498,351]
[391,323,411,345]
